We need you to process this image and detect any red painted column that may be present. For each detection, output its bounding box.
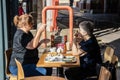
[52,0,59,31]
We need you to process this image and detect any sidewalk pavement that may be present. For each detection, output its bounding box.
[96,29,120,61]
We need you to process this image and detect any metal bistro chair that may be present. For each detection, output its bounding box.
[5,48,17,80]
[15,58,65,80]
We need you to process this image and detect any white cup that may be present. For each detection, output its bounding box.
[66,42,71,51]
[50,47,56,52]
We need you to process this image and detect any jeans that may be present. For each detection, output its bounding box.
[9,64,48,77]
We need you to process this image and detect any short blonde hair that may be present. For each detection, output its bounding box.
[13,14,34,28]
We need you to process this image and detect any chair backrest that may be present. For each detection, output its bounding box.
[104,46,114,63]
[98,66,111,80]
[111,55,118,66]
[15,58,66,80]
[5,48,12,76]
[15,58,24,80]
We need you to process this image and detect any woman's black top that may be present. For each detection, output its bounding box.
[9,29,39,66]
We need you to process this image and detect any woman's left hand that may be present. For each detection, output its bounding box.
[37,39,50,47]
[40,39,50,44]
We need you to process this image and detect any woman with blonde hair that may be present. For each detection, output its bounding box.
[9,14,52,77]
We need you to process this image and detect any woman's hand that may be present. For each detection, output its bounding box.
[38,23,46,32]
[40,39,50,44]
[27,23,47,49]
[37,39,50,47]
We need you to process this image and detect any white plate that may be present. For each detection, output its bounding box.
[65,56,75,59]
[62,57,76,63]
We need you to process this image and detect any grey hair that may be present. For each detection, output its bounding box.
[79,21,94,36]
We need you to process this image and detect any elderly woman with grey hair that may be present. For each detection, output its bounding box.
[65,21,102,80]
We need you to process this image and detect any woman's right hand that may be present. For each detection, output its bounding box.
[38,23,46,32]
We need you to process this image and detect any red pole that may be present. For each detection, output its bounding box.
[52,0,59,31]
[42,6,73,47]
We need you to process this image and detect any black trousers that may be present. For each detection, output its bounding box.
[65,66,97,80]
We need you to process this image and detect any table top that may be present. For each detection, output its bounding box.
[36,53,80,67]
